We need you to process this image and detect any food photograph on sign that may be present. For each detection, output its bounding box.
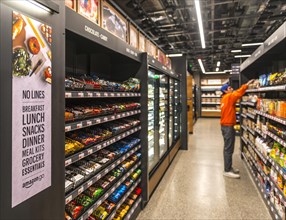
[12,11,52,83]
[129,25,138,49]
[65,0,77,11]
[138,33,145,52]
[102,1,127,42]
[77,0,100,24]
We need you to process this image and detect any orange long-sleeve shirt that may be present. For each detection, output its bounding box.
[220,84,248,126]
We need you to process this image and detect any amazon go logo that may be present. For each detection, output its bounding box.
[22,174,44,188]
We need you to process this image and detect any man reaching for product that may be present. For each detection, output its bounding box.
[220,79,254,179]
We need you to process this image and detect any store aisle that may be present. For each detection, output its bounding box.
[138,118,271,219]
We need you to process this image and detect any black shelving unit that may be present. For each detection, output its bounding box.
[240,21,286,219]
[64,7,145,220]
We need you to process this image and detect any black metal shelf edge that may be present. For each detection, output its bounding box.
[246,85,286,93]
[78,177,141,220]
[65,145,141,204]
[241,113,247,118]
[148,56,177,78]
[247,127,256,136]
[246,113,256,120]
[65,110,141,132]
[65,126,141,166]
[241,101,256,107]
[266,131,286,147]
[255,128,267,139]
[254,110,286,125]
[65,91,141,99]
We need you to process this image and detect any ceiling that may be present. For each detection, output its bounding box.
[110,0,286,73]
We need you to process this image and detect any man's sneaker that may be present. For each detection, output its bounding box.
[231,167,240,174]
[223,171,240,179]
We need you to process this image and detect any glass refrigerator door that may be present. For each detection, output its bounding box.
[148,70,157,171]
[159,75,168,157]
[169,78,174,146]
[174,80,181,140]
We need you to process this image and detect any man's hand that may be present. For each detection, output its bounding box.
[246,79,255,85]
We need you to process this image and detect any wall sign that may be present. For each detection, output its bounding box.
[12,11,52,208]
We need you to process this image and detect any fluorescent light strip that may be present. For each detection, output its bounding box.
[234,55,251,58]
[198,59,205,73]
[217,61,220,67]
[27,0,53,13]
[166,53,183,57]
[231,50,242,53]
[242,43,263,47]
[195,0,205,49]
[204,71,226,74]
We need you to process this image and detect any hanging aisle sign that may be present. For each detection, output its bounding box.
[11,11,52,208]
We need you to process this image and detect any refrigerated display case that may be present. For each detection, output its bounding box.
[148,70,157,171]
[159,75,169,157]
[174,79,181,140]
[169,78,174,145]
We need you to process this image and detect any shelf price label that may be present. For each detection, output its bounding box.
[65,159,72,167]
[66,195,72,204]
[79,153,85,160]
[96,119,101,124]
[76,123,82,129]
[78,186,84,194]
[65,92,72,98]
[87,181,93,187]
[103,117,108,121]
[88,149,93,155]
[78,92,84,97]
[88,209,93,216]
[104,93,108,97]
[87,121,92,126]
[110,93,115,97]
[96,93,100,97]
[65,126,71,132]
[87,92,93,97]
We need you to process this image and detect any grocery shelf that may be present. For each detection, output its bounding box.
[106,178,141,220]
[65,91,141,98]
[254,110,286,126]
[65,147,141,204]
[266,131,286,147]
[201,102,220,105]
[246,113,256,120]
[246,85,286,93]
[241,101,256,107]
[241,136,248,145]
[267,176,286,207]
[124,197,142,219]
[201,96,221,98]
[247,127,256,136]
[268,157,286,180]
[201,109,220,112]
[77,176,141,220]
[241,113,247,118]
[247,139,268,165]
[242,153,282,220]
[241,125,247,131]
[254,128,267,139]
[65,110,141,132]
[65,126,141,166]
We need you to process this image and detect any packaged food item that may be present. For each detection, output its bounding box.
[85,186,104,199]
[65,201,84,219]
[75,194,94,208]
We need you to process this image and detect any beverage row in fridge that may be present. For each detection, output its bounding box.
[147,69,181,172]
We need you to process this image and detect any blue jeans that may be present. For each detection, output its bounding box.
[221,125,235,172]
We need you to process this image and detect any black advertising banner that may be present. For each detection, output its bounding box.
[12,11,52,208]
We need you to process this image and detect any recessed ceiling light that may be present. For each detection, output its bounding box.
[231,50,242,53]
[195,0,205,49]
[234,55,251,58]
[242,43,263,47]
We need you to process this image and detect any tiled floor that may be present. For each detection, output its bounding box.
[137,118,271,219]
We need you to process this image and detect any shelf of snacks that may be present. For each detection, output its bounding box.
[241,101,257,107]
[122,196,142,219]
[201,102,220,105]
[65,108,141,132]
[201,95,221,98]
[255,110,286,126]
[65,144,141,204]
[247,85,286,93]
[69,173,141,220]
[242,152,283,220]
[65,91,141,98]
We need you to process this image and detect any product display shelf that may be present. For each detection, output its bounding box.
[242,152,282,220]
[266,131,286,147]
[201,102,220,105]
[65,145,141,204]
[241,113,247,118]
[246,112,256,120]
[241,125,247,131]
[105,178,141,220]
[255,128,268,139]
[254,110,286,126]
[77,177,141,220]
[65,91,141,99]
[247,127,256,136]
[65,126,141,166]
[124,196,142,220]
[246,85,286,93]
[201,95,221,98]
[246,138,268,165]
[268,176,286,207]
[241,101,257,107]
[65,110,141,132]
